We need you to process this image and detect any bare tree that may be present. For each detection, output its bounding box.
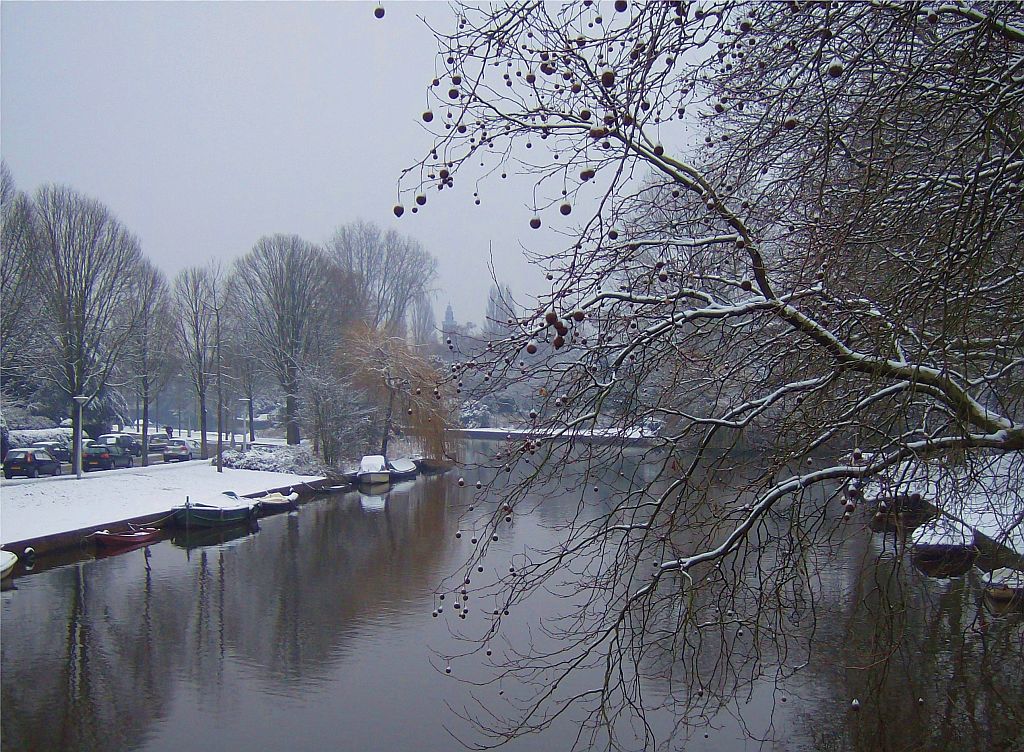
[232,234,336,445]
[126,261,174,463]
[409,292,438,346]
[327,219,438,334]
[173,266,217,459]
[401,2,1024,747]
[0,162,40,383]
[27,184,145,469]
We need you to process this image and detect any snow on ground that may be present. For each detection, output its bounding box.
[0,461,323,544]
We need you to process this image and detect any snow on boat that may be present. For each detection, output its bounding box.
[909,517,978,578]
[256,490,299,516]
[387,458,418,481]
[358,455,391,485]
[171,492,260,528]
[93,527,162,548]
[983,567,1024,604]
[1,550,17,579]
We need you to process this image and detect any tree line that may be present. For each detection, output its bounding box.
[1,164,445,470]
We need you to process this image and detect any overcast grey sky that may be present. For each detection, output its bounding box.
[1,1,549,328]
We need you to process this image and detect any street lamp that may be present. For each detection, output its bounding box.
[239,398,251,452]
[73,395,89,480]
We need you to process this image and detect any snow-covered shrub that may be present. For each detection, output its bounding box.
[219,444,328,476]
[8,427,73,449]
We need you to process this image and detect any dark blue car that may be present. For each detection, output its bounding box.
[3,448,62,479]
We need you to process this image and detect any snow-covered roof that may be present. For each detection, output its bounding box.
[867,452,1024,556]
[910,516,975,548]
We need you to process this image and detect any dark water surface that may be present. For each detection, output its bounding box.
[2,442,1021,751]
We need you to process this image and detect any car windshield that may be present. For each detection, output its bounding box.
[168,440,187,447]
[84,446,107,455]
[6,450,28,460]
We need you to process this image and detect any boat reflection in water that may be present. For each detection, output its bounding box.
[171,519,260,551]
[0,443,1021,752]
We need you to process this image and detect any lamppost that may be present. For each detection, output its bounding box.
[239,398,251,452]
[73,395,88,480]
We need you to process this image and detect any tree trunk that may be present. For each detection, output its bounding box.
[380,386,395,458]
[72,405,83,475]
[248,396,255,441]
[198,391,208,458]
[285,367,300,445]
[141,382,150,467]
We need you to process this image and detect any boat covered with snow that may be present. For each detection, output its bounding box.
[255,490,299,516]
[387,458,418,481]
[358,455,391,485]
[1,550,17,579]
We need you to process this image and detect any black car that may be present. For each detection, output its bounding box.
[4,448,63,479]
[29,441,71,463]
[82,444,134,471]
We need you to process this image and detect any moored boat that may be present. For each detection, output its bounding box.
[171,493,260,528]
[387,458,418,481]
[1,550,17,579]
[909,517,978,578]
[358,455,391,485]
[983,567,1024,604]
[93,527,163,548]
[256,490,299,516]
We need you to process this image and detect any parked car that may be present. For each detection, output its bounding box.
[82,444,134,471]
[146,435,169,453]
[96,433,143,457]
[4,448,63,479]
[28,441,71,463]
[163,438,201,462]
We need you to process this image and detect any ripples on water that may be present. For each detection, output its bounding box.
[1,442,1021,751]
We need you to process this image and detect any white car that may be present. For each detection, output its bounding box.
[162,438,201,462]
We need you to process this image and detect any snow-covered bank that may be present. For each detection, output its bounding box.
[0,462,323,545]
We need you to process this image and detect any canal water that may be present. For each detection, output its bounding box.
[1,442,1021,751]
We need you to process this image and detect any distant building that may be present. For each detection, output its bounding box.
[443,303,457,358]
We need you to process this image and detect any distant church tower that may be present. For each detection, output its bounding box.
[443,303,457,358]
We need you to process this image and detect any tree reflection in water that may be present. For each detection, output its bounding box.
[0,447,1020,752]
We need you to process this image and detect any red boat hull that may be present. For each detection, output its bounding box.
[93,529,162,548]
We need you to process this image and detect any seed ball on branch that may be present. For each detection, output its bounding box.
[415,194,426,206]
[529,410,537,419]
[526,340,538,354]
[740,279,752,291]
[572,309,585,322]
[458,477,465,486]
[827,60,845,78]
[545,310,558,325]
[374,5,385,19]
[614,0,627,11]
[475,481,482,489]
[658,272,669,282]
[448,88,460,99]
[393,204,405,217]
[783,116,797,130]
[653,144,665,156]
[608,229,619,240]
[559,203,572,215]
[422,110,434,122]
[580,168,595,181]
[553,335,565,349]
[530,216,542,229]
[600,68,616,87]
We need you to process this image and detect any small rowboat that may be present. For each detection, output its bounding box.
[387,458,419,481]
[172,493,260,528]
[1,550,17,579]
[93,528,162,548]
[358,455,391,485]
[256,491,299,516]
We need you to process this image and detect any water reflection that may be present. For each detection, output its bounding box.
[1,443,1021,752]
